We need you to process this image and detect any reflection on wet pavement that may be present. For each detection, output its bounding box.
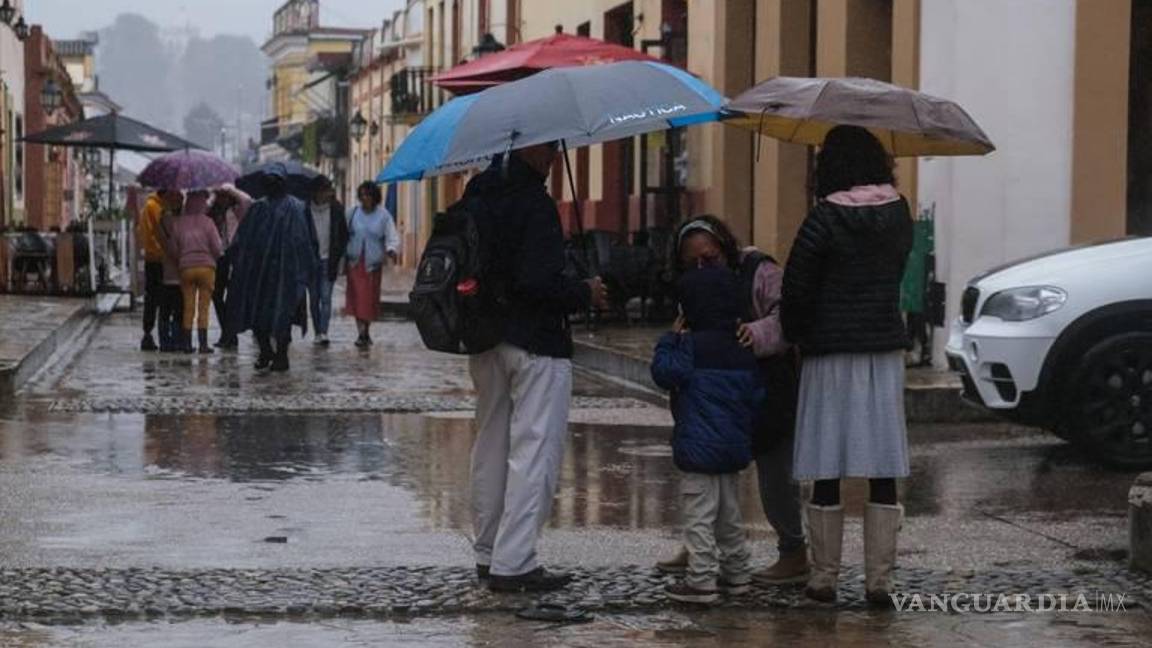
[0,406,1138,572]
[3,608,1150,648]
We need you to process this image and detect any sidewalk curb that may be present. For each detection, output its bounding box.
[572,338,994,424]
[0,301,101,397]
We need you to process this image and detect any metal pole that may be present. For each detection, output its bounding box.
[560,139,584,240]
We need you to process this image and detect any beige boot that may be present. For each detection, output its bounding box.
[864,502,903,606]
[804,504,843,602]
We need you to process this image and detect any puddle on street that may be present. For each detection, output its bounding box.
[2,608,1149,648]
[0,410,1137,535]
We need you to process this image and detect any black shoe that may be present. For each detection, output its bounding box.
[141,334,158,352]
[354,336,370,349]
[198,330,214,355]
[477,564,490,581]
[254,353,273,371]
[215,336,238,350]
[270,355,290,372]
[487,568,572,593]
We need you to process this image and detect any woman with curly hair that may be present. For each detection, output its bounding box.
[782,125,914,606]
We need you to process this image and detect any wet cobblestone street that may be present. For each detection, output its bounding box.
[1,311,1149,644]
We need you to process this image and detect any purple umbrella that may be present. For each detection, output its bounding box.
[138,149,239,190]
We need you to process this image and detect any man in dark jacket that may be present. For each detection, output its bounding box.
[466,143,608,593]
[651,265,764,605]
[306,175,349,346]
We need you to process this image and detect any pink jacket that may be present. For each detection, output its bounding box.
[169,212,224,271]
[741,247,790,358]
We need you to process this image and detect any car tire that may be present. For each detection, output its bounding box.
[1065,332,1152,469]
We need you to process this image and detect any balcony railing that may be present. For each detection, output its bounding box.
[390,67,440,123]
[260,118,280,146]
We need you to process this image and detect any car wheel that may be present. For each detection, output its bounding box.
[1067,332,1152,469]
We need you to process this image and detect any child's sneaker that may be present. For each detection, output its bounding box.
[665,581,719,605]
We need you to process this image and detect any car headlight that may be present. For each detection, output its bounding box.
[980,286,1067,322]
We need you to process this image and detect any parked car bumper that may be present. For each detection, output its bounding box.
[946,316,1057,411]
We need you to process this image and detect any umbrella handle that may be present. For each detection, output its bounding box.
[755,108,768,163]
[561,139,591,282]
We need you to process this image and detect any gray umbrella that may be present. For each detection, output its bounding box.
[379,61,726,182]
[724,76,995,156]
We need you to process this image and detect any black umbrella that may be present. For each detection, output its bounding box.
[237,161,320,201]
[21,112,199,214]
[20,112,198,293]
[21,112,199,152]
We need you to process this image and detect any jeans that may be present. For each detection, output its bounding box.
[212,255,231,334]
[755,432,806,554]
[157,284,184,350]
[142,261,163,335]
[310,268,335,336]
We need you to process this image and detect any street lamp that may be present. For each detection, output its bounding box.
[349,110,368,141]
[41,78,63,114]
[13,15,28,41]
[0,1,16,26]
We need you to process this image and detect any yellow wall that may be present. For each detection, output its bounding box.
[1070,0,1130,243]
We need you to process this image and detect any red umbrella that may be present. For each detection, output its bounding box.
[434,33,664,94]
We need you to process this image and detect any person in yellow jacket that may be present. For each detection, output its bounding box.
[137,190,179,351]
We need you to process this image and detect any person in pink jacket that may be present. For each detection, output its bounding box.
[168,190,224,354]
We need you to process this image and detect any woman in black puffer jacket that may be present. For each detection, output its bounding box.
[782,125,913,607]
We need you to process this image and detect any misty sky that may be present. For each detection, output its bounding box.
[28,0,404,44]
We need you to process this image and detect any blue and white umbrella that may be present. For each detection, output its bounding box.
[379,61,725,182]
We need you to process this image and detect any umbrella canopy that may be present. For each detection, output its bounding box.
[21,112,199,152]
[724,76,995,156]
[433,33,663,94]
[137,149,239,191]
[236,160,320,201]
[380,61,725,182]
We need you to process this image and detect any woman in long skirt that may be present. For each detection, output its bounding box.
[345,181,400,348]
[781,125,914,606]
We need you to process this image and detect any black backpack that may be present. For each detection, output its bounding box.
[409,192,505,354]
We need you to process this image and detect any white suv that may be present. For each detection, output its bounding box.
[947,237,1152,468]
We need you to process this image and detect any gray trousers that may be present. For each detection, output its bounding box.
[755,433,806,554]
[681,471,751,589]
[469,343,572,577]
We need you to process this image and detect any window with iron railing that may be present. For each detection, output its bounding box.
[389,67,440,120]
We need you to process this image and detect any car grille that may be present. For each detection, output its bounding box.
[961,286,980,324]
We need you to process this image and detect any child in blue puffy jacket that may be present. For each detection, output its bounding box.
[651,265,765,604]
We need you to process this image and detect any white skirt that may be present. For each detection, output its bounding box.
[792,351,910,480]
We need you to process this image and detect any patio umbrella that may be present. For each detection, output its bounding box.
[21,112,199,152]
[21,112,198,294]
[434,33,665,95]
[137,149,239,191]
[236,160,320,201]
[724,76,995,156]
[379,60,725,182]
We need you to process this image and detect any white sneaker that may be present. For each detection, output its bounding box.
[314,334,330,346]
